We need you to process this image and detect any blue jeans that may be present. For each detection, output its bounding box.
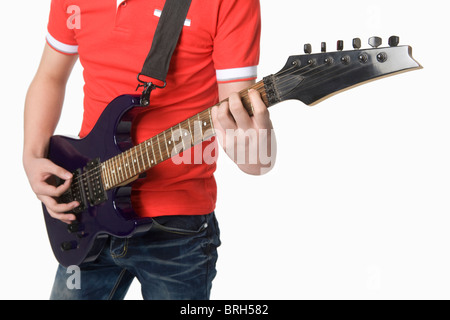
[50,212,220,300]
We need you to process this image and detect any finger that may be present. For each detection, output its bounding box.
[33,161,73,197]
[54,177,73,196]
[44,161,73,181]
[44,208,78,224]
[228,93,253,131]
[34,178,71,198]
[217,100,237,131]
[44,203,77,224]
[39,195,79,217]
[211,105,225,131]
[47,209,77,224]
[248,89,272,128]
[211,105,226,147]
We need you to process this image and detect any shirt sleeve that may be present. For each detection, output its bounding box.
[213,0,261,83]
[46,0,79,55]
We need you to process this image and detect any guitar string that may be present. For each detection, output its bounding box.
[66,59,361,193]
[271,63,330,89]
[288,62,364,94]
[273,59,365,96]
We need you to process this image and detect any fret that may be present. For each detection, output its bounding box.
[197,113,203,141]
[118,153,124,182]
[197,109,215,141]
[125,153,130,179]
[102,161,110,188]
[113,157,119,184]
[187,118,194,146]
[110,159,117,186]
[106,159,113,186]
[183,120,193,149]
[156,134,164,162]
[170,126,177,155]
[108,160,114,187]
[125,149,133,177]
[142,141,151,168]
[127,149,135,176]
[192,118,202,145]
[117,154,124,183]
[113,158,120,185]
[208,108,215,135]
[101,163,109,189]
[122,152,129,181]
[104,161,109,188]
[143,143,149,169]
[132,148,137,176]
[178,123,186,151]
[163,130,170,158]
[134,147,141,172]
[150,138,157,165]
[137,143,143,170]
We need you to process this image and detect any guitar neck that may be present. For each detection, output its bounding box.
[100,80,271,190]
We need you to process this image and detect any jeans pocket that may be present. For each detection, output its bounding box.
[151,214,209,236]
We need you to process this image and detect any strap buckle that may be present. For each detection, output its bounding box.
[136,73,167,106]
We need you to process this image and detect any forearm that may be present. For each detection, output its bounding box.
[23,44,77,162]
[23,75,66,161]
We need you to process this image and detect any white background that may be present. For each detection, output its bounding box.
[0,0,448,300]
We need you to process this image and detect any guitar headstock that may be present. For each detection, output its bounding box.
[263,36,422,106]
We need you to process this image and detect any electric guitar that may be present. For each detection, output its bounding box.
[43,36,422,267]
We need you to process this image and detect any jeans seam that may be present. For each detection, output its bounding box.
[107,268,128,300]
[111,237,129,259]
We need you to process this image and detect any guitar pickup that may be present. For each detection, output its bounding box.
[84,158,108,206]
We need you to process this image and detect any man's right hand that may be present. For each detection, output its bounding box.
[24,156,79,224]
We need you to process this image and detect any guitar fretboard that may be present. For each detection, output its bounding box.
[100,80,269,191]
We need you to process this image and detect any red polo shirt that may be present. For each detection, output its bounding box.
[46,0,261,217]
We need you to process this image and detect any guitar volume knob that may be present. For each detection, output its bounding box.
[61,241,78,251]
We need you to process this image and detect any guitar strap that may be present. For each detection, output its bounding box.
[136,0,192,106]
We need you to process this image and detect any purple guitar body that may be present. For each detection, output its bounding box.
[43,95,153,267]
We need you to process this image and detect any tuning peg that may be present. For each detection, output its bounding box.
[337,40,344,51]
[368,36,382,48]
[321,42,326,53]
[389,35,400,47]
[304,43,312,54]
[352,38,361,49]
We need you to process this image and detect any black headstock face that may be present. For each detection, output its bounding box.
[265,37,422,106]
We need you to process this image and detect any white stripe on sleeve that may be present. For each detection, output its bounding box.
[216,66,258,82]
[46,33,78,54]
